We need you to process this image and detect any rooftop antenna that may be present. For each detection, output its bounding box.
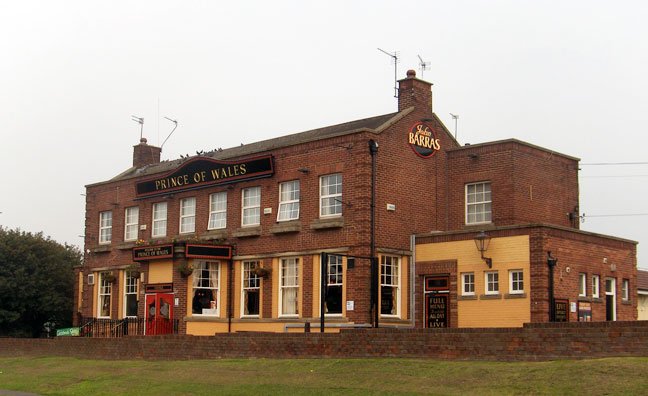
[417,55,430,78]
[131,115,144,139]
[450,113,459,140]
[160,116,178,150]
[377,48,399,104]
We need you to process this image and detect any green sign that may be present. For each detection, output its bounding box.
[56,327,80,337]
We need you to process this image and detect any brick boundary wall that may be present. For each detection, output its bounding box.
[1,322,647,362]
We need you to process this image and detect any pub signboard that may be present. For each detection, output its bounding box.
[133,244,174,261]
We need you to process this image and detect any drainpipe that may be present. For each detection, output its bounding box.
[228,260,233,333]
[369,139,379,328]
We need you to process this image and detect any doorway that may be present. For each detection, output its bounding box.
[605,277,616,321]
[145,293,174,335]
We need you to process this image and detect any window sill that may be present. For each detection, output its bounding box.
[457,295,477,300]
[90,245,111,253]
[201,229,228,241]
[310,217,344,230]
[116,241,137,250]
[379,317,409,325]
[578,296,592,302]
[591,297,603,303]
[479,294,502,300]
[270,220,301,234]
[232,226,262,238]
[504,292,526,299]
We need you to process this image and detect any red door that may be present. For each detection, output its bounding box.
[145,293,174,335]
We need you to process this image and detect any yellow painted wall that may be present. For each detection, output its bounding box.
[77,272,83,312]
[639,295,648,320]
[219,261,228,319]
[233,260,241,318]
[272,258,278,318]
[416,235,531,327]
[186,321,342,335]
[149,260,173,283]
[117,270,124,319]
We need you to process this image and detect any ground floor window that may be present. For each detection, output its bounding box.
[124,271,139,317]
[98,272,112,318]
[380,255,400,316]
[242,261,260,316]
[325,254,343,315]
[192,261,219,315]
[280,257,299,316]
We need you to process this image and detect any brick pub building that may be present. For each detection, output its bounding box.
[75,70,637,336]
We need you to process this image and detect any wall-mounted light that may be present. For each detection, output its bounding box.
[298,168,309,174]
[474,231,493,268]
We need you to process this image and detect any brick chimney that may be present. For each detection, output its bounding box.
[133,138,161,168]
[398,69,433,112]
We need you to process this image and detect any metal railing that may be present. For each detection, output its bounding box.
[79,317,178,337]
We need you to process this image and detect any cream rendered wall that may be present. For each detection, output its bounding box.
[417,235,531,327]
[639,293,648,320]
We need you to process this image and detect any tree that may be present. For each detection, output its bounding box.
[0,227,80,337]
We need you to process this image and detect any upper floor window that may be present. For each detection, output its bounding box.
[320,173,342,217]
[466,182,492,225]
[485,271,499,295]
[208,192,227,230]
[461,272,475,296]
[277,180,300,221]
[152,202,167,238]
[509,270,524,294]
[380,255,400,316]
[241,261,260,317]
[180,197,196,234]
[99,211,112,244]
[579,273,587,297]
[242,187,261,226]
[124,207,139,241]
[622,279,629,301]
[592,275,600,298]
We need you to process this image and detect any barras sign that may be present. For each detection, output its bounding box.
[136,155,274,198]
[409,122,440,158]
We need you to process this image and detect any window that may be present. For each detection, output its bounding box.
[99,211,112,244]
[208,192,227,229]
[466,182,492,224]
[98,272,112,318]
[180,197,196,234]
[152,202,167,237]
[277,180,300,221]
[622,279,629,301]
[124,207,139,241]
[325,255,343,315]
[485,271,499,295]
[592,275,600,298]
[241,261,260,317]
[242,187,261,226]
[461,273,475,296]
[509,270,524,294]
[124,271,138,317]
[320,174,342,217]
[579,273,587,297]
[279,258,299,316]
[192,261,219,315]
[380,255,400,316]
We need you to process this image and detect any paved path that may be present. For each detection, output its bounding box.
[0,390,40,396]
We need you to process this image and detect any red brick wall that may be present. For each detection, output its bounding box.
[3,321,648,362]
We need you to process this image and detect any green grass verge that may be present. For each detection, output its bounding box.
[1,357,647,396]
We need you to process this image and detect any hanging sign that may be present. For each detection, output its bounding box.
[135,155,274,198]
[409,122,440,158]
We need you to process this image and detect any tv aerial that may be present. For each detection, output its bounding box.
[377,48,400,102]
[131,115,144,139]
[418,55,430,78]
[160,116,178,150]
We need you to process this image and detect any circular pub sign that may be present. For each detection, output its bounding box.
[408,122,440,158]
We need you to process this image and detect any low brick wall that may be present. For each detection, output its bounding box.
[2,321,647,362]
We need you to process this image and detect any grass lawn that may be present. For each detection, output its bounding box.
[1,357,647,396]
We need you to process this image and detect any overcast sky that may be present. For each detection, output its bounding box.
[1,1,647,269]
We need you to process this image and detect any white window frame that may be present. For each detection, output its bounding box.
[208,192,227,230]
[241,261,261,317]
[277,180,300,222]
[124,207,139,241]
[99,211,112,244]
[622,279,629,301]
[152,202,167,238]
[123,270,138,317]
[579,273,587,297]
[97,272,112,318]
[279,257,300,317]
[606,277,616,321]
[592,275,600,298]
[465,181,492,225]
[323,254,344,316]
[380,255,401,317]
[485,271,499,295]
[319,173,342,218]
[509,269,524,294]
[241,187,261,227]
[179,197,196,234]
[461,272,475,296]
[192,261,220,316]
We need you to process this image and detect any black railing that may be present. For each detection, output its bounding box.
[79,317,179,337]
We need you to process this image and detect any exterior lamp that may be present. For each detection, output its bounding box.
[474,231,493,268]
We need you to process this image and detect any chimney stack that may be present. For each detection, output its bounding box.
[397,69,433,112]
[133,138,161,168]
